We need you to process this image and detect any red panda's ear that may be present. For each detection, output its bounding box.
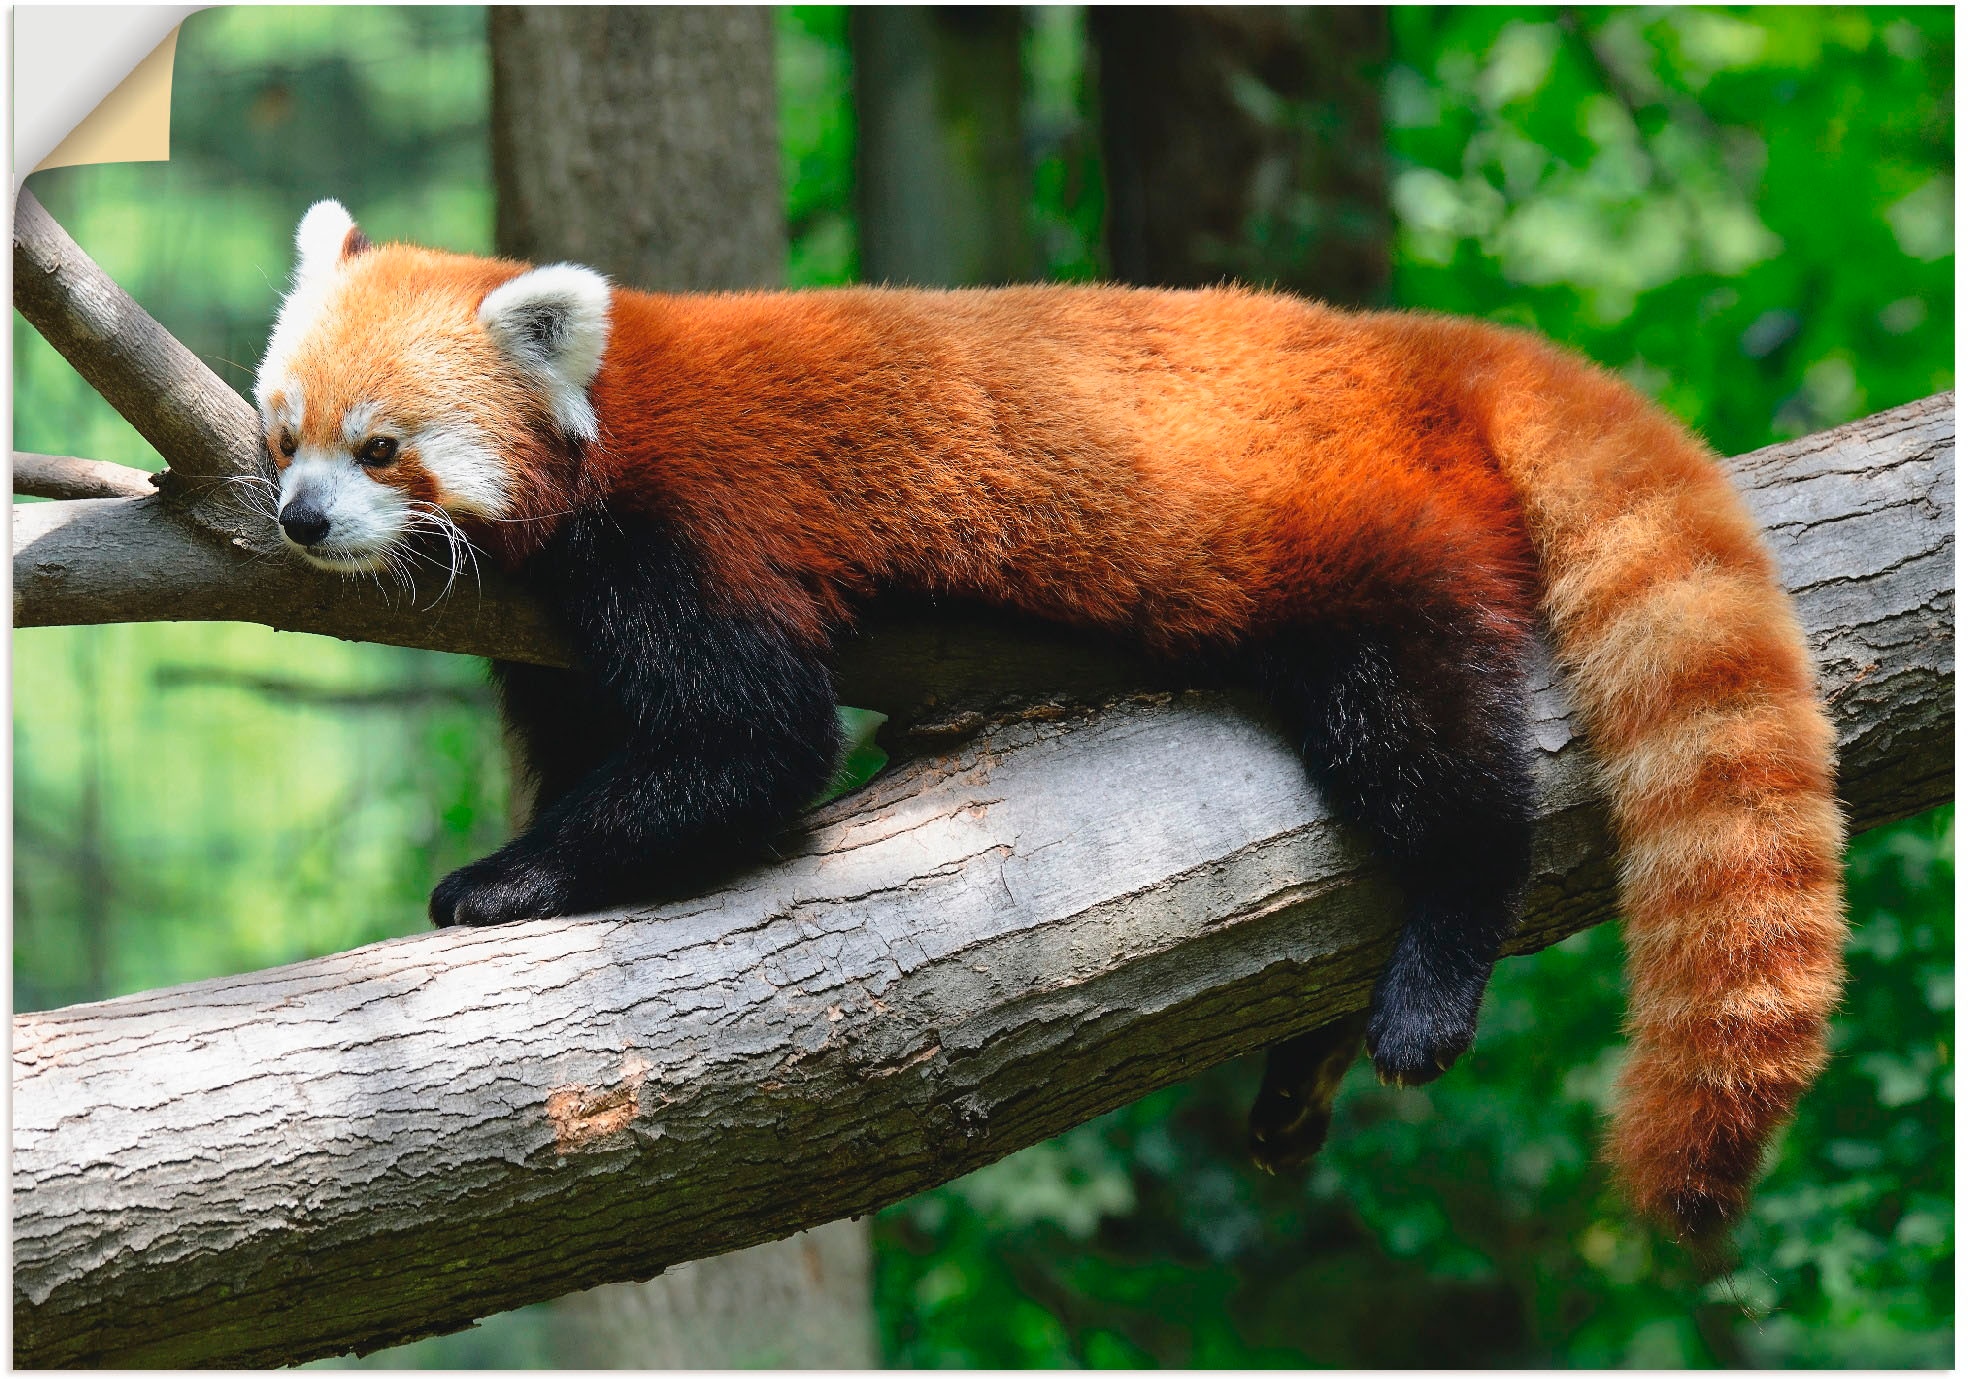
[478,264,612,443]
[292,200,368,284]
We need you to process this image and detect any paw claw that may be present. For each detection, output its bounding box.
[1247,1100,1333,1175]
[1366,1014,1474,1089]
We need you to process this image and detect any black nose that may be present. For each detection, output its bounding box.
[279,506,331,547]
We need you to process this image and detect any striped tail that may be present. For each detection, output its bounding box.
[1473,328,1847,1239]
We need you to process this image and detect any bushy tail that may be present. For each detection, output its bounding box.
[1472,329,1847,1239]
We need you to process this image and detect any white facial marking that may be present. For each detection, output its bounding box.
[413,419,511,519]
[258,294,334,415]
[478,262,612,443]
[261,379,304,438]
[341,401,384,446]
[278,446,411,570]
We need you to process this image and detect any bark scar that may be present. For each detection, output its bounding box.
[546,1053,653,1151]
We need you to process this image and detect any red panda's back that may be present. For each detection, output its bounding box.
[592,284,1530,650]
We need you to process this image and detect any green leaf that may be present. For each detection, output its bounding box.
[811,705,890,807]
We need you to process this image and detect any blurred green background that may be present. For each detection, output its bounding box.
[13,6,1952,1367]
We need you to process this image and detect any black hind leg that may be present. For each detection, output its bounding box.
[1249,1010,1370,1173]
[1259,617,1536,1089]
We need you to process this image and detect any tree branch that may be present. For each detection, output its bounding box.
[12,394,1953,1368]
[12,493,570,665]
[12,452,157,501]
[12,190,262,497]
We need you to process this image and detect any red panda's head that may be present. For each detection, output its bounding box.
[253,200,611,572]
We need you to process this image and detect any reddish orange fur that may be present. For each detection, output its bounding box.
[290,243,1847,1238]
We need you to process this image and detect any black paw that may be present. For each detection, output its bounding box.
[1247,1013,1367,1174]
[1365,982,1481,1089]
[1248,1088,1333,1175]
[430,854,578,928]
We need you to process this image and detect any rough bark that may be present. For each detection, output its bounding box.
[12,494,566,664]
[489,6,783,291]
[852,6,1032,286]
[1090,6,1392,302]
[12,393,1953,1368]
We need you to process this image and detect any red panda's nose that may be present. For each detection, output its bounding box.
[279,505,331,547]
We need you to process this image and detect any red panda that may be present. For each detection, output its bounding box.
[255,200,1846,1244]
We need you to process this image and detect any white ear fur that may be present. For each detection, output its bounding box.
[294,200,358,283]
[257,202,362,411]
[478,263,613,444]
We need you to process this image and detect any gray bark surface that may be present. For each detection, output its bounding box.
[13,493,565,663]
[490,6,784,291]
[12,393,1952,1368]
[12,190,262,495]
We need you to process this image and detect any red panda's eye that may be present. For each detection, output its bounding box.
[359,436,399,466]
[276,430,298,458]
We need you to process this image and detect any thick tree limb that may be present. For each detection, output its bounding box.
[11,395,1953,1367]
[12,452,157,500]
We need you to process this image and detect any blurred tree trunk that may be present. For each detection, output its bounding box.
[852,6,1031,284]
[545,1224,876,1368]
[488,7,876,1367]
[490,6,783,290]
[1090,6,1391,305]
[73,630,112,1002]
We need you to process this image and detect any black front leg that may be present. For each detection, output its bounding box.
[490,659,628,824]
[433,510,842,927]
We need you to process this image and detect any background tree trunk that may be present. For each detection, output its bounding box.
[545,1223,875,1369]
[490,6,784,291]
[1091,6,1392,303]
[489,7,874,1367]
[852,6,1032,285]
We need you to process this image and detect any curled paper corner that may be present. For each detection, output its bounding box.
[14,6,207,192]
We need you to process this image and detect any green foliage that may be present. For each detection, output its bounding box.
[13,624,507,1010]
[1386,6,1953,452]
[817,707,892,806]
[1023,8,1107,282]
[1721,809,1955,1367]
[14,9,508,1015]
[780,6,858,287]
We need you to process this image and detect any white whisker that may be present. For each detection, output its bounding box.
[221,472,282,524]
[471,506,577,524]
[401,500,486,607]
